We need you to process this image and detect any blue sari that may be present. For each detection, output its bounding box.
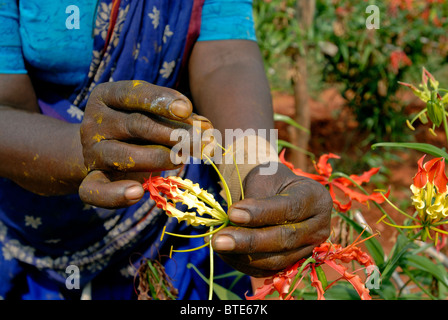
[0,0,250,300]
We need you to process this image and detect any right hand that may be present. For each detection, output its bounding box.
[79,80,213,208]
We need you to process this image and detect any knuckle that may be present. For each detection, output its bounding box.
[125,112,152,138]
[314,224,331,245]
[278,226,297,251]
[80,117,97,141]
[113,83,130,106]
[89,82,104,99]
[319,189,334,217]
[83,143,103,171]
[311,216,332,245]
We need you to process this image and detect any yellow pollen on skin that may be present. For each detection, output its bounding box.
[113,157,135,170]
[132,80,143,87]
[95,114,103,124]
[92,133,105,142]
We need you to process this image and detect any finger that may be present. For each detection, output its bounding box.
[212,221,328,255]
[91,80,193,121]
[79,170,144,208]
[121,112,214,149]
[232,167,332,227]
[184,113,214,131]
[217,245,316,277]
[228,194,313,227]
[83,104,215,153]
[86,140,180,172]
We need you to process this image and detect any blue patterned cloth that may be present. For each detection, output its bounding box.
[0,0,251,300]
[0,0,256,86]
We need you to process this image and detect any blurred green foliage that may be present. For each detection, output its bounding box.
[253,0,448,142]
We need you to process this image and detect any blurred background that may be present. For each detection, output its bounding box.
[254,0,448,174]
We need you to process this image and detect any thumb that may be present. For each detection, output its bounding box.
[79,170,144,209]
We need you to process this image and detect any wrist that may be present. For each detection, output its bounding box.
[217,134,278,203]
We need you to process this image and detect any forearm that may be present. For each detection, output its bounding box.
[189,40,278,201]
[189,40,274,139]
[0,106,86,195]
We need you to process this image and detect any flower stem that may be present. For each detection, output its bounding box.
[286,256,316,299]
[402,267,437,300]
[164,221,228,239]
[203,153,232,207]
[443,109,448,146]
[209,226,215,300]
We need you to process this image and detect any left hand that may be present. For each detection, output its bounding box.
[212,162,333,278]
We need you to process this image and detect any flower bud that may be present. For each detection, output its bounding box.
[426,98,443,127]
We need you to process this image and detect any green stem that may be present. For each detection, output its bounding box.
[209,226,214,300]
[286,256,316,299]
[203,154,232,207]
[443,111,448,147]
[164,220,228,239]
[146,260,177,300]
[401,267,437,300]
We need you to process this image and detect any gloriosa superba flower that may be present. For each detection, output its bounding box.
[142,175,228,228]
[141,145,238,300]
[246,231,378,300]
[411,155,448,221]
[400,67,448,136]
[378,155,448,247]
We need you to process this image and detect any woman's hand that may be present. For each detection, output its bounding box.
[212,162,333,277]
[79,80,212,208]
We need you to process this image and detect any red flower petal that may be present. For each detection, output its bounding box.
[328,184,352,212]
[348,167,380,186]
[314,153,340,177]
[427,158,448,193]
[413,155,428,188]
[324,260,372,300]
[279,149,295,171]
[245,278,276,300]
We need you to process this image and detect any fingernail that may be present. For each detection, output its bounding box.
[214,235,235,251]
[230,208,250,224]
[125,185,144,201]
[170,100,191,119]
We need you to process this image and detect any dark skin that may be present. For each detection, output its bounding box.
[0,40,332,278]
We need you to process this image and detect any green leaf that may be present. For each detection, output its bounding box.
[187,263,242,300]
[277,139,315,159]
[370,278,398,300]
[273,113,310,133]
[381,234,416,282]
[321,282,361,300]
[360,44,373,71]
[401,254,448,288]
[372,142,448,159]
